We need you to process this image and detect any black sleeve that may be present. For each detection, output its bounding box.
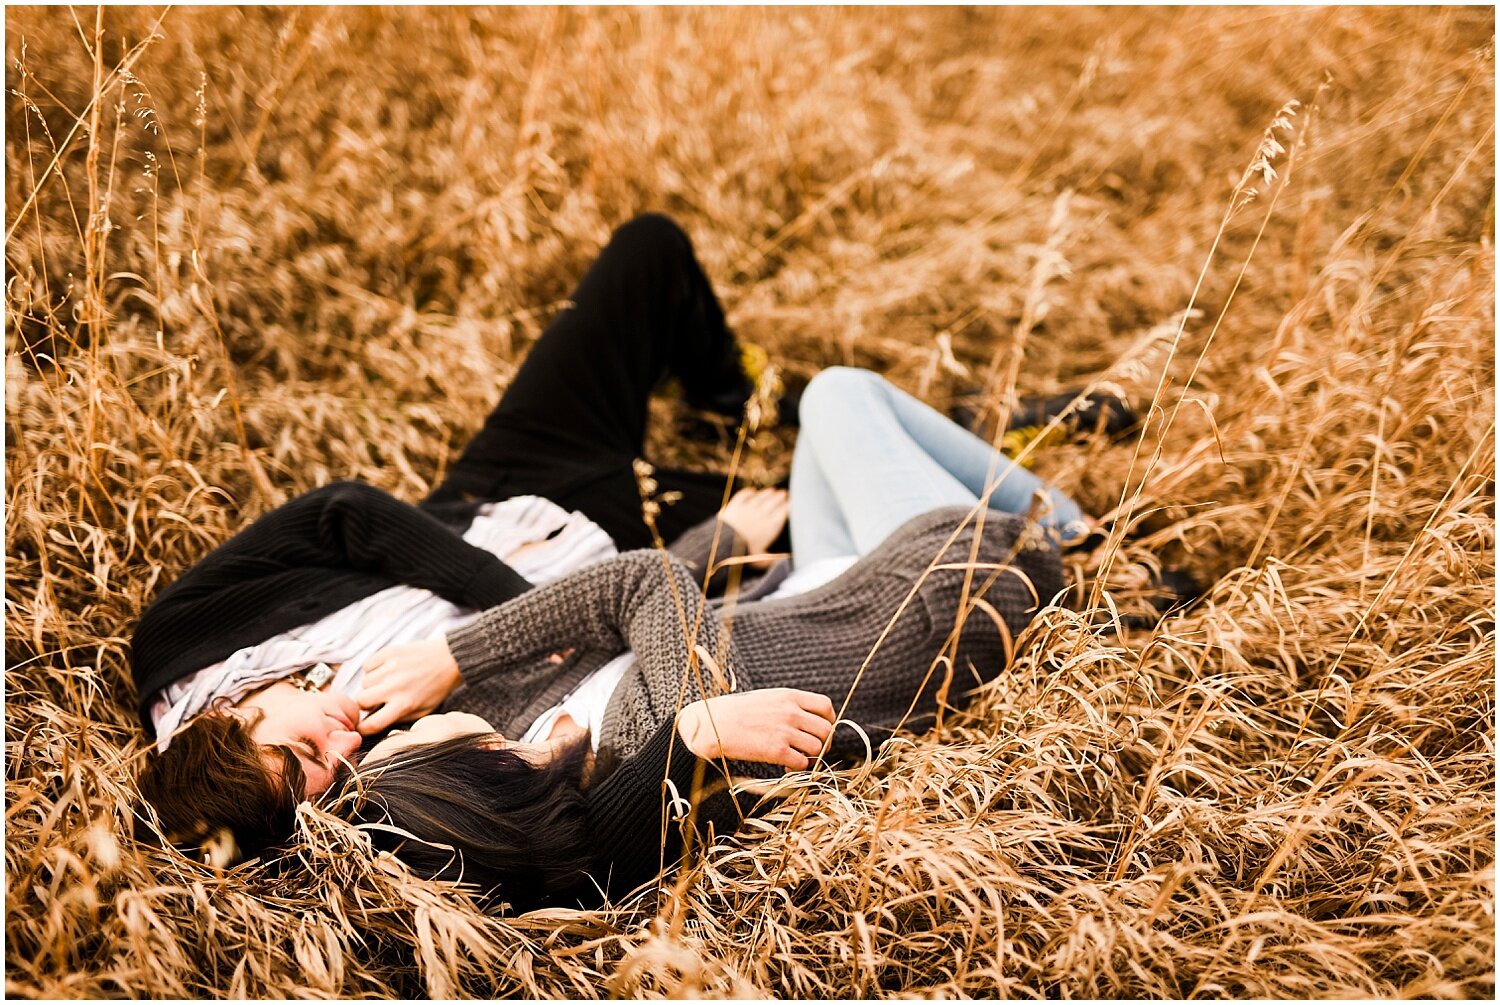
[582,716,756,901]
[311,482,533,607]
[231,481,531,609]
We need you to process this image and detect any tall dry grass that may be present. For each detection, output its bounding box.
[5,5,1494,998]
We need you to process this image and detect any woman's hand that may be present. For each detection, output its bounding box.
[719,487,789,568]
[677,688,836,770]
[356,639,462,735]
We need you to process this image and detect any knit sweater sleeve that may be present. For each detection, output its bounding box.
[445,549,730,695]
[146,482,532,609]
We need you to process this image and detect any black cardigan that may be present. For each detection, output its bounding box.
[128,482,533,730]
[580,714,752,906]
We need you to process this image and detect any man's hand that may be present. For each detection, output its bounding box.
[677,688,836,770]
[356,639,462,736]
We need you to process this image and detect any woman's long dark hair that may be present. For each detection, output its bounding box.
[333,733,595,911]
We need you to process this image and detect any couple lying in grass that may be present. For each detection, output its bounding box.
[136,213,1159,912]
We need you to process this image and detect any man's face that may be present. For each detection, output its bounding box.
[235,680,364,797]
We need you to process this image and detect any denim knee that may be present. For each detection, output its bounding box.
[799,366,886,426]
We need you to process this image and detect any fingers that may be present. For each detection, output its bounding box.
[692,690,840,769]
[778,750,812,771]
[723,488,788,525]
[747,488,788,524]
[356,676,387,708]
[786,727,825,758]
[729,486,785,505]
[361,661,394,695]
[795,710,834,741]
[759,487,789,515]
[356,674,395,718]
[783,701,833,762]
[781,692,834,767]
[358,701,402,736]
[789,689,836,722]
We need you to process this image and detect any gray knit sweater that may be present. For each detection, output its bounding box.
[444,505,1063,770]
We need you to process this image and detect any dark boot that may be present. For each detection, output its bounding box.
[951,386,1138,441]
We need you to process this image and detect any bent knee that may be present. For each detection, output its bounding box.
[799,366,887,423]
[608,212,689,251]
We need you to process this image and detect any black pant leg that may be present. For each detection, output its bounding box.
[426,214,748,513]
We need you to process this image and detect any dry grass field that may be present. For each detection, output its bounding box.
[5,5,1495,999]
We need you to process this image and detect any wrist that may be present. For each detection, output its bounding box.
[439,639,461,692]
[443,626,487,683]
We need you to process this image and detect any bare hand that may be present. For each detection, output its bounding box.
[356,639,462,736]
[677,688,836,770]
[719,487,789,568]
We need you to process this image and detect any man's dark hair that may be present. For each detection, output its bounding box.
[136,705,309,861]
[337,733,596,911]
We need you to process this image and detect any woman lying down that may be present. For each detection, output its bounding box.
[327,367,1078,911]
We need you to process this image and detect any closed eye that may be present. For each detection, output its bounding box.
[295,737,327,769]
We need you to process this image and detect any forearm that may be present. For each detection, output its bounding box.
[311,482,532,607]
[445,550,728,692]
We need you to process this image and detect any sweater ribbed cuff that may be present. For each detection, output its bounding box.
[593,718,708,830]
[656,715,711,801]
[445,620,498,684]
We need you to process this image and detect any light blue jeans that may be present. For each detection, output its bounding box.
[789,367,1088,566]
